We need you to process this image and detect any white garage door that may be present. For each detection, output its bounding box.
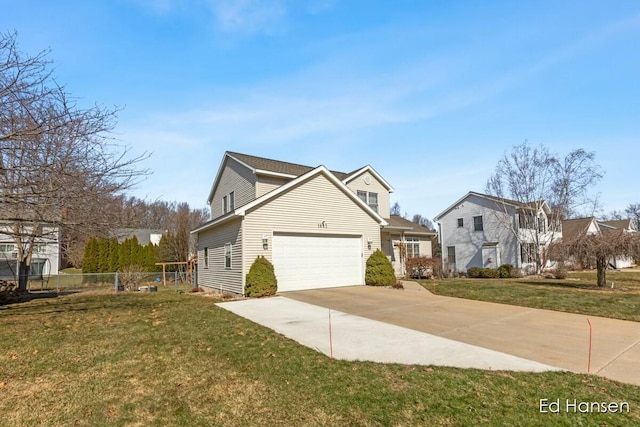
[272,233,363,292]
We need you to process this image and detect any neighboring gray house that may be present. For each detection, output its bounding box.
[0,223,61,280]
[192,151,434,294]
[434,191,560,275]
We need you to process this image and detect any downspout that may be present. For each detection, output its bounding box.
[437,221,444,275]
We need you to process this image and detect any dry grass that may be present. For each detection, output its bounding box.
[1,288,640,426]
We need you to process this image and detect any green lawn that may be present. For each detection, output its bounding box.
[2,289,640,426]
[420,270,640,322]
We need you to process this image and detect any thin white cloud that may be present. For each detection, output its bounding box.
[207,0,287,35]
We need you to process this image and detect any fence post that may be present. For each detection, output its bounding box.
[114,272,119,294]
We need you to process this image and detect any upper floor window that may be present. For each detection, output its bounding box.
[457,218,464,227]
[223,191,235,214]
[357,190,379,213]
[473,215,483,232]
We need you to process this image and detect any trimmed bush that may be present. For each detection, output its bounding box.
[498,264,514,278]
[245,256,278,298]
[365,250,396,286]
[467,267,500,279]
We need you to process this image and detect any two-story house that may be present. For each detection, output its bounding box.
[434,191,560,275]
[192,152,434,294]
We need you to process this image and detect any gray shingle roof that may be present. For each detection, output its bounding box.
[386,215,436,234]
[227,151,350,180]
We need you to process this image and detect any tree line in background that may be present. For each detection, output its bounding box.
[65,197,209,269]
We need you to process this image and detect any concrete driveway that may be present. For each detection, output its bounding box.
[282,283,640,386]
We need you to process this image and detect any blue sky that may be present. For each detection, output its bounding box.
[3,1,639,221]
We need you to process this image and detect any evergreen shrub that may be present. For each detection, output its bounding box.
[245,256,278,298]
[365,249,396,286]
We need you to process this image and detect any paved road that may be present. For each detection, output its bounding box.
[283,283,640,386]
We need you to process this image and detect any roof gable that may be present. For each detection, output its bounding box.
[194,165,388,234]
[343,165,394,192]
[434,191,551,222]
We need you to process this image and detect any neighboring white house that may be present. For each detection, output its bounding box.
[0,223,61,280]
[192,151,435,294]
[114,228,165,246]
[562,217,637,269]
[434,191,561,275]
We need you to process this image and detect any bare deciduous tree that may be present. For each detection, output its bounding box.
[485,141,603,273]
[625,203,640,231]
[411,214,433,230]
[0,32,149,291]
[553,227,640,287]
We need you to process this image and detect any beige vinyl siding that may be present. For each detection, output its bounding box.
[345,172,390,219]
[419,238,433,258]
[256,175,291,198]
[243,173,381,282]
[210,157,256,219]
[197,218,243,294]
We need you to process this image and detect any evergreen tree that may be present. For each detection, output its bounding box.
[109,237,120,272]
[97,237,110,273]
[82,237,99,273]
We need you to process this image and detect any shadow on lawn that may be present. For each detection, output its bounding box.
[516,279,611,291]
[0,289,83,308]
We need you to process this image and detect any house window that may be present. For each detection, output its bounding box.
[204,247,209,268]
[405,237,420,258]
[0,244,15,253]
[537,214,545,233]
[357,191,379,213]
[457,218,464,227]
[32,244,47,253]
[224,243,232,269]
[447,246,456,271]
[520,243,536,264]
[223,192,235,214]
[473,216,483,232]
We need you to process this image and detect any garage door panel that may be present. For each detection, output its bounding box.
[273,234,363,292]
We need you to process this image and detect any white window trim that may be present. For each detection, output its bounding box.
[224,243,232,269]
[222,195,228,214]
[357,190,379,213]
[473,215,483,232]
[229,191,235,211]
[405,237,420,258]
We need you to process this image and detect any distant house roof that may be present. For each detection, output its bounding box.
[561,217,596,243]
[113,229,164,246]
[384,215,436,236]
[600,219,636,231]
[434,191,550,221]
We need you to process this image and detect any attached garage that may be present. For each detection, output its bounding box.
[272,233,364,292]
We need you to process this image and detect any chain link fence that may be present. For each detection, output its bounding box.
[20,271,195,294]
